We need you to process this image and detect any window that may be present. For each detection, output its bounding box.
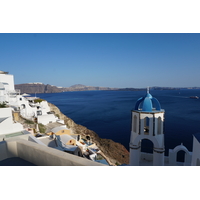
[176,150,186,162]
[157,117,162,135]
[133,115,137,132]
[144,117,149,134]
[77,135,80,141]
[37,110,42,116]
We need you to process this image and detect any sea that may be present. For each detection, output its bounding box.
[37,89,200,156]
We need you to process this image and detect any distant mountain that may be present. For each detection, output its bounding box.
[70,84,86,88]
[67,84,117,91]
[15,83,200,94]
[15,83,118,94]
[15,83,64,94]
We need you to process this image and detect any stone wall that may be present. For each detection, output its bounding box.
[0,138,105,166]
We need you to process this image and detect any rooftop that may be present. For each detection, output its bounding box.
[134,88,162,112]
[0,136,106,166]
[0,71,8,74]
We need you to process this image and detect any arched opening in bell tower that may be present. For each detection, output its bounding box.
[141,139,153,154]
[140,139,154,165]
[157,116,162,135]
[133,115,137,133]
[144,117,150,134]
[176,150,186,163]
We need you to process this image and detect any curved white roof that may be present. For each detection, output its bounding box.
[58,134,74,143]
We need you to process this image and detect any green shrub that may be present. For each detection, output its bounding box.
[56,114,60,119]
[0,102,7,108]
[38,123,46,133]
[34,99,45,103]
[24,119,34,124]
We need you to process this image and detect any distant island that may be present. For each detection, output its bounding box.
[15,83,200,94]
[15,83,118,93]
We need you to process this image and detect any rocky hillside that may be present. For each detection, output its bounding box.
[15,83,117,93]
[15,83,190,94]
[68,84,116,91]
[48,102,130,165]
[15,83,64,93]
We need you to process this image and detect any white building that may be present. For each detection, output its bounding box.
[191,133,200,166]
[129,88,165,166]
[0,70,106,166]
[0,70,58,126]
[0,107,24,136]
[0,71,20,103]
[129,89,200,166]
[1,70,200,166]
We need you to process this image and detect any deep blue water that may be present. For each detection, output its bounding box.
[37,89,200,155]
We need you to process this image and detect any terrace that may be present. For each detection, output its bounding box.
[0,134,106,166]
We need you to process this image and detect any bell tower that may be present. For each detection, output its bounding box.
[129,88,165,166]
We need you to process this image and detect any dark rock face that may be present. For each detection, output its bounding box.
[15,83,192,94]
[48,102,130,165]
[98,138,130,165]
[15,84,63,93]
[15,83,117,94]
[67,84,116,91]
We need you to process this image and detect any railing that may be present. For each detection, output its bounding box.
[6,89,21,97]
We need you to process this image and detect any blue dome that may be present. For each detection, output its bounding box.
[134,89,161,112]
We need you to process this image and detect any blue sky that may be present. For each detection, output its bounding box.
[1,33,200,88]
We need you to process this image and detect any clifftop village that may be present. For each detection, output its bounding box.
[0,70,109,166]
[1,70,200,166]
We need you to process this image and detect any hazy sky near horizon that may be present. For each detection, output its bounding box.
[1,33,200,88]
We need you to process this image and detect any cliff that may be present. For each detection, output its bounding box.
[48,102,130,165]
[15,83,117,93]
[15,83,199,94]
[15,83,64,93]
[67,84,116,91]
